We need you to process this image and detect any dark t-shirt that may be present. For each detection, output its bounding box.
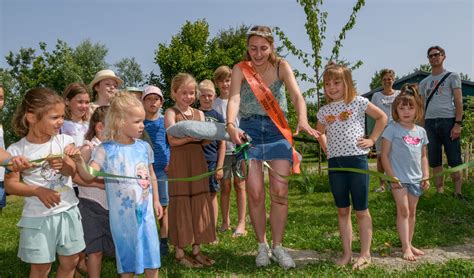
[201,109,224,162]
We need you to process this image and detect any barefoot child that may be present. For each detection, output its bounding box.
[73,92,163,277]
[316,62,387,270]
[142,85,171,256]
[381,84,429,261]
[75,106,115,278]
[198,80,225,238]
[212,66,247,237]
[165,73,216,267]
[5,88,85,277]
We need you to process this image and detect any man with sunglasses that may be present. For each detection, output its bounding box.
[419,45,465,200]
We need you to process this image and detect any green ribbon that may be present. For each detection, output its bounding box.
[262,161,474,184]
[0,154,63,167]
[233,142,252,179]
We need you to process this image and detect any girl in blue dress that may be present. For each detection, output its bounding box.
[74,92,163,277]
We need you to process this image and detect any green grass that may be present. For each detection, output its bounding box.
[0,176,473,277]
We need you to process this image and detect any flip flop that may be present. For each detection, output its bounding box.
[352,256,371,270]
[218,226,232,233]
[193,252,215,266]
[175,254,203,268]
[232,230,248,238]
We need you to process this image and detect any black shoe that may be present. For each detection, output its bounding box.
[454,193,468,202]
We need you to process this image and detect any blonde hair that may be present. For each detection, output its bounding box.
[104,92,144,140]
[322,62,357,104]
[63,82,90,121]
[392,83,424,123]
[245,25,279,66]
[12,88,64,137]
[213,65,232,83]
[170,73,197,101]
[197,79,216,99]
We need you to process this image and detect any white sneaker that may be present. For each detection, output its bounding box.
[271,245,295,270]
[256,242,271,267]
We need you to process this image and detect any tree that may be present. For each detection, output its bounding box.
[114,57,144,88]
[1,39,109,144]
[152,19,248,108]
[275,0,365,171]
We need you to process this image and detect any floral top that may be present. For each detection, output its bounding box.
[317,96,369,159]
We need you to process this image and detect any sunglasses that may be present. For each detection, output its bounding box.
[428,52,442,59]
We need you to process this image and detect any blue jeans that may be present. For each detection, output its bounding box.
[328,155,369,211]
[424,118,462,168]
[0,181,5,208]
[155,169,169,206]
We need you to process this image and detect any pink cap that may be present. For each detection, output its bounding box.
[142,85,163,101]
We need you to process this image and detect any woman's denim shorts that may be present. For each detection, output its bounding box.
[328,154,369,211]
[238,115,292,162]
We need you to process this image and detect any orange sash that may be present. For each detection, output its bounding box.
[238,61,301,174]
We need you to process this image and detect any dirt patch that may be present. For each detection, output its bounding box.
[287,240,474,271]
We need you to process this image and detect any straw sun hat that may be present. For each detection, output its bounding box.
[89,69,124,89]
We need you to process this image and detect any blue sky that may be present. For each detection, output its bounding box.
[1,0,472,95]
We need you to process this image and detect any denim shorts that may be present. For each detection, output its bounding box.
[328,155,369,211]
[238,115,292,162]
[155,169,169,206]
[390,183,423,197]
[0,181,6,208]
[207,160,220,193]
[424,118,462,167]
[17,206,85,263]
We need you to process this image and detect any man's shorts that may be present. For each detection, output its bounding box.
[424,118,462,168]
[17,206,85,264]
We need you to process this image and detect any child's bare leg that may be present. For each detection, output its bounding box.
[246,162,267,244]
[392,188,415,261]
[407,193,424,256]
[355,209,372,259]
[220,179,231,230]
[57,254,80,278]
[30,263,52,278]
[234,176,247,233]
[336,206,352,265]
[210,192,218,228]
[120,273,134,278]
[86,252,103,278]
[144,268,159,278]
[159,206,168,237]
[375,155,385,191]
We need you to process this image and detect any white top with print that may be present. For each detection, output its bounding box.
[317,96,369,159]
[7,134,78,217]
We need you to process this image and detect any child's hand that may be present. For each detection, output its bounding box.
[421,180,430,190]
[64,145,83,163]
[201,139,211,146]
[295,121,321,138]
[34,186,61,208]
[357,137,375,149]
[154,201,163,219]
[46,155,64,171]
[215,168,224,180]
[9,155,32,172]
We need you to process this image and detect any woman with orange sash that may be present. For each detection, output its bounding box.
[226,25,319,270]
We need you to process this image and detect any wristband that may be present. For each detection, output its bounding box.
[455,120,462,126]
[225,122,236,127]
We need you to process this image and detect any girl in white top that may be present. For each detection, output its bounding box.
[316,62,387,270]
[5,87,85,277]
[381,84,430,261]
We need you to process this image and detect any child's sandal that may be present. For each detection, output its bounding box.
[175,254,203,268]
[193,252,215,266]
